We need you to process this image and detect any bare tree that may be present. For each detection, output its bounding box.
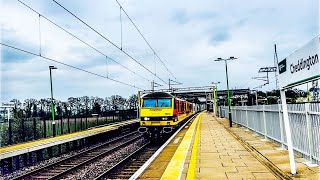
[109,95,127,110]
[128,94,138,110]
[102,97,111,112]
[38,99,46,117]
[80,96,90,128]
[68,97,78,131]
[10,99,22,116]
[24,99,37,118]
[91,97,103,114]
[62,101,71,133]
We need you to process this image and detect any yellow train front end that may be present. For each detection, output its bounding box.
[138,92,193,141]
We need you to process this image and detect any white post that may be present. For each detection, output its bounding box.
[255,91,258,105]
[263,105,267,139]
[7,108,10,127]
[234,107,237,123]
[305,103,314,163]
[246,106,249,128]
[278,103,285,149]
[280,90,296,174]
[137,91,140,119]
[213,86,216,116]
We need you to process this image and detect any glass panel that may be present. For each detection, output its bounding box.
[158,99,171,107]
[143,99,157,107]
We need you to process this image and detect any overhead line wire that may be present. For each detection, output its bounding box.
[51,0,168,85]
[1,43,143,90]
[114,0,177,80]
[17,0,150,83]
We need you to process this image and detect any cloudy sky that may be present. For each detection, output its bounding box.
[1,0,319,102]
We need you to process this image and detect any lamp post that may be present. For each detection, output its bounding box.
[49,65,57,137]
[212,82,220,116]
[214,57,237,127]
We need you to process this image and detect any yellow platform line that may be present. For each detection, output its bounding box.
[160,113,202,180]
[186,113,202,180]
[0,119,138,155]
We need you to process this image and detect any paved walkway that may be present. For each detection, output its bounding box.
[216,116,320,179]
[182,113,276,179]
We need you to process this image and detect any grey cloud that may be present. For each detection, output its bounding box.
[172,9,189,25]
[209,29,230,46]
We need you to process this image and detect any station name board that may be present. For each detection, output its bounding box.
[278,36,320,89]
[1,102,15,107]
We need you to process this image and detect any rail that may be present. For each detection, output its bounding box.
[13,131,143,179]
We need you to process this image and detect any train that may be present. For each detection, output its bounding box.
[138,92,204,141]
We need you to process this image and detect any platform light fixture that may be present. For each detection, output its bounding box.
[214,57,237,127]
[49,65,57,137]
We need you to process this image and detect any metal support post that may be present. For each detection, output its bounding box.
[305,103,314,163]
[213,86,217,115]
[234,108,237,124]
[225,61,232,127]
[246,106,249,129]
[263,105,267,139]
[280,90,296,174]
[33,118,36,140]
[255,91,258,105]
[215,88,218,115]
[49,66,57,137]
[151,81,154,92]
[137,91,140,119]
[8,111,12,145]
[278,103,285,149]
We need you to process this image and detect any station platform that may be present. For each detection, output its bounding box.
[140,113,320,179]
[0,119,139,160]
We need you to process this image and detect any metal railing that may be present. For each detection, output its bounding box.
[219,103,320,165]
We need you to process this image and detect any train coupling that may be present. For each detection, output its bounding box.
[163,127,172,133]
[138,127,148,133]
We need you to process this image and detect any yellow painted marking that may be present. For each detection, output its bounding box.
[160,113,202,180]
[0,119,138,154]
[173,137,181,144]
[187,113,202,180]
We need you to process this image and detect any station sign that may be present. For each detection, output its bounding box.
[278,36,320,89]
[1,102,15,107]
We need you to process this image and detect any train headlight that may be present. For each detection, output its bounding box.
[144,117,150,120]
[162,117,168,120]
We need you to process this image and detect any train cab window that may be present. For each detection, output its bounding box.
[143,99,157,107]
[158,99,171,107]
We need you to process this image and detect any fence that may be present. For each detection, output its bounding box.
[219,103,320,165]
[0,109,137,147]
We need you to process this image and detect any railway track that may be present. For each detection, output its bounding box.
[14,131,144,180]
[95,113,199,180]
[94,144,160,180]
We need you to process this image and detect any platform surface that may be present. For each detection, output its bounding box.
[158,113,320,179]
[0,119,139,160]
[185,113,276,179]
